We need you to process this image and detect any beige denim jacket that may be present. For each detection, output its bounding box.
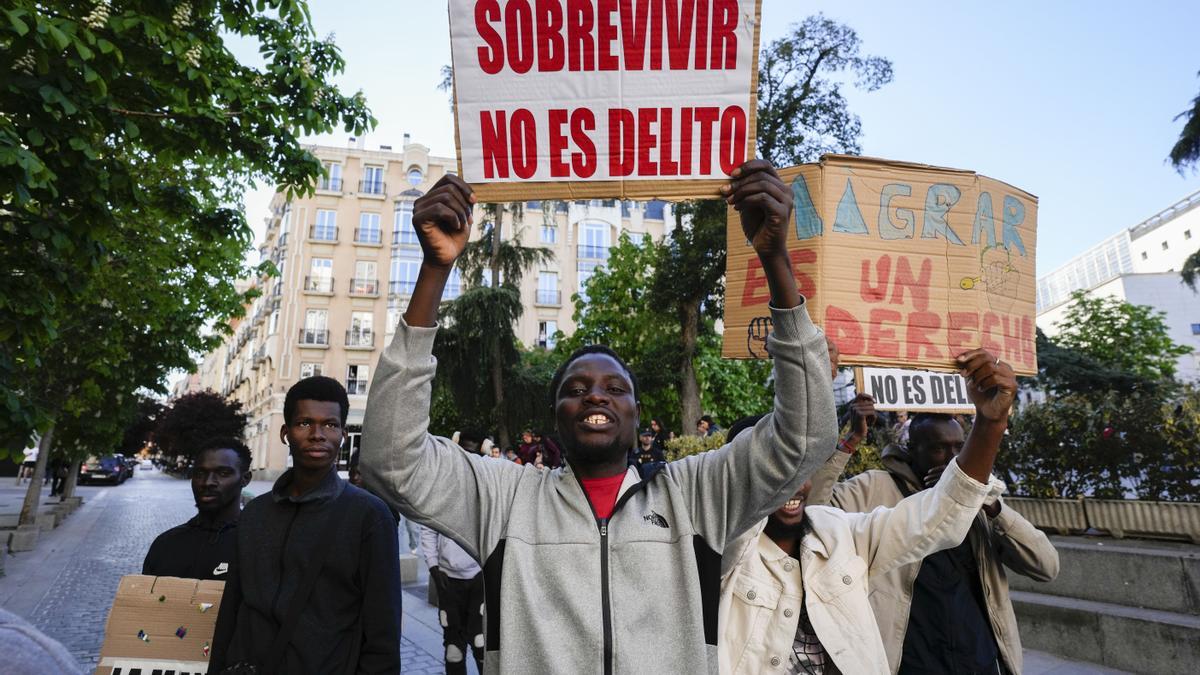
[719,458,1003,675]
[807,447,1060,674]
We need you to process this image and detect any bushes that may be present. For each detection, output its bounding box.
[997,386,1200,502]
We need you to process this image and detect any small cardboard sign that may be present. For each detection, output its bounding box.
[448,0,763,201]
[855,367,976,414]
[724,155,1039,376]
[96,575,224,675]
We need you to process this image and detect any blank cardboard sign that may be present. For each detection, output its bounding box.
[448,0,763,201]
[724,155,1038,376]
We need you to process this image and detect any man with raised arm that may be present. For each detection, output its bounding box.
[361,160,838,674]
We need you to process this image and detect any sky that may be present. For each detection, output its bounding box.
[235,0,1200,278]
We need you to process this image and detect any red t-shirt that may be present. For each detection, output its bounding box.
[580,472,626,520]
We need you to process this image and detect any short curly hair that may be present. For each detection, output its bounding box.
[548,344,639,408]
[197,437,252,473]
[284,376,350,425]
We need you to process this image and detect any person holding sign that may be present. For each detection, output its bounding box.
[360,159,838,674]
[808,356,1058,675]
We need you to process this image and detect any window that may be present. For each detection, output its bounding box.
[361,165,385,194]
[386,298,404,334]
[541,223,557,244]
[268,310,279,335]
[1162,241,1169,250]
[389,253,420,296]
[526,201,542,210]
[577,260,601,302]
[357,213,381,244]
[578,221,610,259]
[1192,323,1200,336]
[320,162,342,191]
[300,362,323,378]
[537,271,559,305]
[347,364,369,395]
[1186,229,1193,240]
[306,258,333,292]
[1141,251,1148,260]
[443,267,463,300]
[352,260,378,295]
[538,321,558,349]
[644,200,666,220]
[348,311,373,347]
[407,168,423,186]
[393,202,418,245]
[301,310,328,345]
[312,210,337,241]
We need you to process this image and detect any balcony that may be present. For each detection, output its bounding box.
[304,276,335,294]
[393,228,420,247]
[577,244,610,260]
[389,279,416,296]
[318,177,343,192]
[358,180,386,197]
[346,378,369,395]
[298,328,330,347]
[308,225,338,243]
[271,281,282,298]
[345,329,375,350]
[349,278,379,297]
[354,228,383,246]
[536,289,561,306]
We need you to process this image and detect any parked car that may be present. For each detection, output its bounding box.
[78,455,128,485]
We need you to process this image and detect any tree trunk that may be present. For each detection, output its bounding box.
[61,458,81,500]
[678,299,702,436]
[490,206,509,450]
[18,425,54,526]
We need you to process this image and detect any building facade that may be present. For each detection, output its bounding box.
[1036,188,1200,381]
[196,139,677,476]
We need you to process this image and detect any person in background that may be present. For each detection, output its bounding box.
[698,414,721,437]
[649,418,669,454]
[630,428,665,467]
[517,429,538,465]
[533,430,563,468]
[809,401,1059,673]
[143,438,251,581]
[719,349,1013,674]
[209,376,401,674]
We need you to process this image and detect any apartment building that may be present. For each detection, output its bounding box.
[196,138,678,476]
[1036,188,1200,381]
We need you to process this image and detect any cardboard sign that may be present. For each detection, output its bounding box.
[724,155,1039,376]
[96,575,224,675]
[855,367,975,413]
[449,0,763,201]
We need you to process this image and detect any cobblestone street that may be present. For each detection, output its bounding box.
[0,467,453,673]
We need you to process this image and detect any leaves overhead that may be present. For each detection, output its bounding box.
[155,390,248,461]
[1051,290,1192,382]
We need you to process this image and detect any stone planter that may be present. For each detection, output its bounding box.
[34,510,58,533]
[8,524,39,552]
[1004,497,1088,534]
[1084,499,1200,544]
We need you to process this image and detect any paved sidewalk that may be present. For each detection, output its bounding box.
[3,468,1123,674]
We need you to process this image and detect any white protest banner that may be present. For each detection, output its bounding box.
[855,367,975,414]
[448,0,763,201]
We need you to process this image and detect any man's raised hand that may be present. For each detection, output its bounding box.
[957,349,1017,423]
[722,159,793,259]
[412,174,475,269]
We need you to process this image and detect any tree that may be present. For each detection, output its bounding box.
[435,209,554,449]
[756,14,894,166]
[155,390,248,463]
[1,0,374,453]
[120,395,165,455]
[1052,290,1192,381]
[1168,73,1200,290]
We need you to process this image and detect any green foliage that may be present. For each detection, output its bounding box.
[0,0,373,456]
[694,332,774,429]
[154,390,248,462]
[756,14,894,166]
[1052,291,1192,381]
[664,430,727,462]
[998,387,1200,501]
[1168,71,1200,172]
[1181,248,1200,292]
[120,395,164,455]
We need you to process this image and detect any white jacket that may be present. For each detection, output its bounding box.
[719,457,1003,675]
[420,524,481,580]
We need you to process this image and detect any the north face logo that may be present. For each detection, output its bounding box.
[643,511,669,528]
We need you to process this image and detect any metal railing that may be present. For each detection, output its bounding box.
[346,378,369,395]
[577,244,610,260]
[298,328,329,346]
[536,289,561,305]
[354,228,382,244]
[393,228,420,246]
[309,225,338,242]
[304,276,334,293]
[319,177,343,191]
[349,278,379,295]
[358,179,386,195]
[345,330,375,348]
[389,279,416,296]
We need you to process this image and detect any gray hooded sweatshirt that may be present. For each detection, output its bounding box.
[361,303,837,675]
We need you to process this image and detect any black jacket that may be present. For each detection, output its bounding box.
[142,516,237,581]
[208,468,402,674]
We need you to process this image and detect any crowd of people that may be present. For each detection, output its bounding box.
[115,161,1058,675]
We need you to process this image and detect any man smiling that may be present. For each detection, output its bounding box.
[209,376,402,674]
[361,159,838,674]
